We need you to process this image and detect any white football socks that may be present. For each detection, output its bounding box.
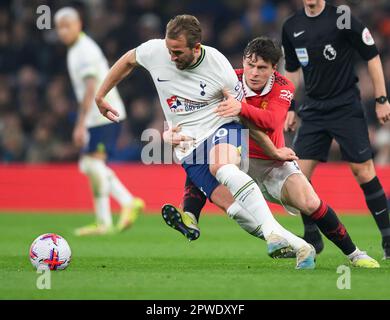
[227,201,263,238]
[79,156,135,225]
[216,164,281,239]
[94,197,112,227]
[106,167,133,207]
[216,164,308,250]
[79,156,113,227]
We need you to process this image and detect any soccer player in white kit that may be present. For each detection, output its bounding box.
[95,15,315,269]
[54,8,144,236]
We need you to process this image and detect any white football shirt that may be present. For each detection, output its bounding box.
[136,39,244,160]
[67,33,126,128]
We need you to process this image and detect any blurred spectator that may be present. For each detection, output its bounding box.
[0,0,389,163]
[0,113,27,162]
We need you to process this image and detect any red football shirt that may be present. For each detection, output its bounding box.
[235,69,295,160]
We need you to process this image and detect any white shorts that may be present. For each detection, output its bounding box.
[248,159,303,215]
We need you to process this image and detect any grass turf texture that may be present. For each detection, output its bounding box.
[0,212,389,300]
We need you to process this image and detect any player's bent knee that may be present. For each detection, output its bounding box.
[286,175,321,214]
[283,173,317,211]
[350,160,376,184]
[302,195,321,215]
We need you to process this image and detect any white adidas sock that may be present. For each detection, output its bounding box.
[94,197,112,227]
[227,201,263,239]
[79,156,113,227]
[226,197,307,250]
[215,164,279,239]
[106,167,133,207]
[216,164,308,250]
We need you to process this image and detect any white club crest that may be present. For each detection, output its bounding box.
[323,44,337,61]
[362,28,375,46]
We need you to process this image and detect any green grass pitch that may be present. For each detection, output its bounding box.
[0,212,389,300]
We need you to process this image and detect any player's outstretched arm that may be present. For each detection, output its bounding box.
[95,49,138,122]
[240,117,298,162]
[367,55,390,125]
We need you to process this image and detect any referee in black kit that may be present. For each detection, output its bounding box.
[282,0,390,259]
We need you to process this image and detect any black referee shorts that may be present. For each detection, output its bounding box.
[293,97,373,164]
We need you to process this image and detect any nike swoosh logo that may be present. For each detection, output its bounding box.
[375,209,387,216]
[293,31,305,38]
[157,77,170,82]
[358,148,369,154]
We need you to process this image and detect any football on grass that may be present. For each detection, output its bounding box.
[29,233,71,270]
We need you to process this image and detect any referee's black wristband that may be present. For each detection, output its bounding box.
[288,99,296,112]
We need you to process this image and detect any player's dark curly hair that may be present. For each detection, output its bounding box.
[243,37,283,66]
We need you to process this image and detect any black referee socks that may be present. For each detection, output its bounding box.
[360,176,390,244]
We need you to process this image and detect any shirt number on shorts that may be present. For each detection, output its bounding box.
[212,128,228,144]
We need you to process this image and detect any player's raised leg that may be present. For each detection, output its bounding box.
[162,177,266,242]
[162,203,201,241]
[208,126,315,269]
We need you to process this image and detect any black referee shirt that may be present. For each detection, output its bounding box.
[282,3,378,100]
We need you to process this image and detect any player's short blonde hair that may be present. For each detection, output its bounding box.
[166,15,202,49]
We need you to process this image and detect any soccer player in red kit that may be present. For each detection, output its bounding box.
[162,37,379,268]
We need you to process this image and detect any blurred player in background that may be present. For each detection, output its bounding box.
[163,36,379,268]
[282,0,390,259]
[95,14,318,269]
[54,7,144,236]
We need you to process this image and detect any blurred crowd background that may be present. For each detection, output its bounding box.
[0,0,389,163]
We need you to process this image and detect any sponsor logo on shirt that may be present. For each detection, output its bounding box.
[166,95,208,113]
[157,77,170,82]
[280,89,294,102]
[293,31,305,38]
